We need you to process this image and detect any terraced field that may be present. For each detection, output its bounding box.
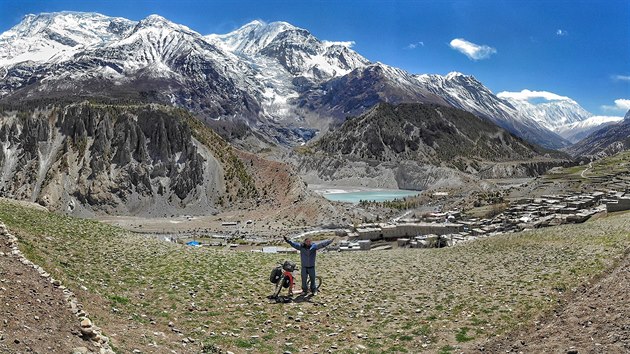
[0,199,629,353]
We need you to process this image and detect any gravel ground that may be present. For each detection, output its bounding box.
[0,237,97,353]
[477,248,630,354]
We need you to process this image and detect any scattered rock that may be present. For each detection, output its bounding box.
[80,318,92,328]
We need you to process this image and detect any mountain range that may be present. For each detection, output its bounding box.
[0,11,627,215]
[0,12,611,151]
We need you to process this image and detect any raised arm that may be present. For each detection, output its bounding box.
[313,239,334,250]
[284,236,301,250]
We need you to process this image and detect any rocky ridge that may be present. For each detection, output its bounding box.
[296,103,570,190]
[0,101,328,217]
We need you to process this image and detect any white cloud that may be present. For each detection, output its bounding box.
[497,89,576,103]
[612,75,630,81]
[322,40,355,48]
[405,41,425,50]
[556,29,568,36]
[602,99,630,111]
[449,38,496,60]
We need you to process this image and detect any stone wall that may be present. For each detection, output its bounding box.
[0,221,115,354]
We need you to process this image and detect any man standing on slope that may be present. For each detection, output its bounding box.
[283,236,333,296]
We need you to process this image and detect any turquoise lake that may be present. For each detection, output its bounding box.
[320,190,421,203]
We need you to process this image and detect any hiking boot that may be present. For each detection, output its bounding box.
[311,290,318,296]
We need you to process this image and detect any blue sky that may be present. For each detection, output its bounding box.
[1,0,628,116]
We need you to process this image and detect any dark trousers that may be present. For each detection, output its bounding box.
[301,266,316,292]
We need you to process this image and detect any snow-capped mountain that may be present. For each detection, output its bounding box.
[569,110,630,157]
[0,12,134,66]
[415,73,569,148]
[514,99,590,130]
[556,115,623,143]
[0,12,266,127]
[208,20,369,81]
[0,12,580,149]
[497,91,624,143]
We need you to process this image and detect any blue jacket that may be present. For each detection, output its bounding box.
[286,239,333,268]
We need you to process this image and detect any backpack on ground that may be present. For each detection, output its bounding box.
[269,266,282,284]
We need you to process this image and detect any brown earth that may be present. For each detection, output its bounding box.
[475,249,630,354]
[0,236,97,353]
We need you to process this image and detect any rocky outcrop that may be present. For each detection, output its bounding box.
[0,103,231,216]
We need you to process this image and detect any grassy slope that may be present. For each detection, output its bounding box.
[0,200,628,353]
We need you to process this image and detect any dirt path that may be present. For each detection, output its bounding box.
[581,161,593,178]
[476,248,630,353]
[0,236,97,353]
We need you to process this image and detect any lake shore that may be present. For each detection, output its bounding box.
[308,184,421,203]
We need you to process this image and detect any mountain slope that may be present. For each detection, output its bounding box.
[316,102,563,165]
[0,13,264,125]
[0,12,135,66]
[416,73,570,149]
[568,110,630,157]
[296,103,569,190]
[0,101,318,216]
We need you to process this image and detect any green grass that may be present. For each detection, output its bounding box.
[438,345,456,354]
[109,295,130,305]
[455,327,474,342]
[0,199,628,353]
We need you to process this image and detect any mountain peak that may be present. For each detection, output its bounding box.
[0,11,135,66]
[241,20,296,30]
[445,71,466,79]
[136,14,182,29]
[625,110,630,120]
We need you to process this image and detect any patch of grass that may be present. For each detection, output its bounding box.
[109,295,130,305]
[234,339,254,348]
[438,345,456,354]
[413,324,432,337]
[455,327,474,342]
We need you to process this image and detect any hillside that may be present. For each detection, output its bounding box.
[0,101,326,220]
[296,103,570,190]
[568,110,630,157]
[0,199,629,353]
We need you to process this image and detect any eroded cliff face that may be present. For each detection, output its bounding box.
[0,103,225,216]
